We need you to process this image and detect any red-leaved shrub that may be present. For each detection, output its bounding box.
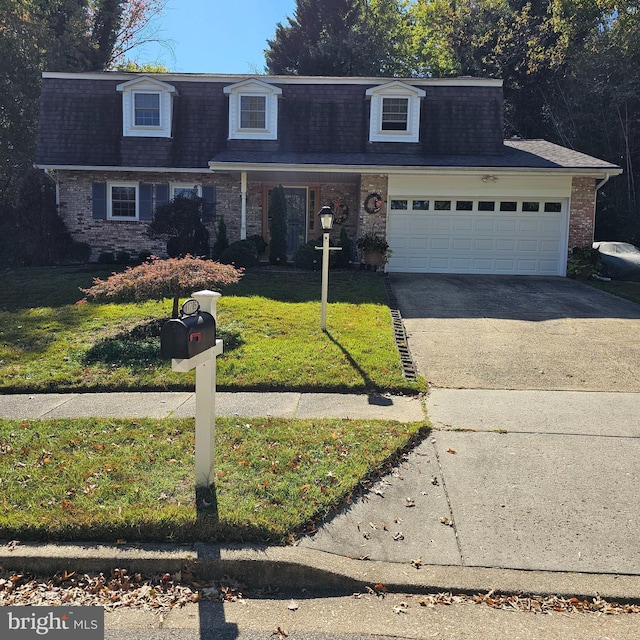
[81,255,243,317]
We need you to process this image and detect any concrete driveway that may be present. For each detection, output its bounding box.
[389,274,640,391]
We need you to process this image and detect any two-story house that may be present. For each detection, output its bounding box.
[36,72,621,275]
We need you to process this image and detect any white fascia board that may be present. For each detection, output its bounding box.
[207,161,621,179]
[34,164,210,173]
[42,71,503,88]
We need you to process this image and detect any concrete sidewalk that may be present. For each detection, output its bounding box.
[0,391,424,422]
[1,388,640,603]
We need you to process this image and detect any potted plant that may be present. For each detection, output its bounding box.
[356,231,390,270]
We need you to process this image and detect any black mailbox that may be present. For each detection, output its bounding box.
[160,310,216,360]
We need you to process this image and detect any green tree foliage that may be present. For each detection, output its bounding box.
[268,185,288,265]
[211,215,230,259]
[0,0,167,236]
[147,195,210,259]
[265,0,411,76]
[403,0,640,240]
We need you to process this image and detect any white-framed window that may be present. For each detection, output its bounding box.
[224,79,282,140]
[171,184,202,199]
[117,76,177,138]
[134,92,160,126]
[108,182,138,220]
[366,81,425,143]
[382,98,409,131]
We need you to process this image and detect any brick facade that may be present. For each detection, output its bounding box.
[568,176,597,250]
[56,170,366,261]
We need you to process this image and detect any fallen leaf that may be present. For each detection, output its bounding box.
[374,583,387,594]
[393,602,409,614]
[411,557,423,569]
[273,626,288,638]
[447,448,457,454]
[440,517,454,527]
[431,476,439,485]
[393,532,405,541]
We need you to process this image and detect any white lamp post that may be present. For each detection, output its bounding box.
[318,205,334,330]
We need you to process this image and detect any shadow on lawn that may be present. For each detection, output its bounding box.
[230,270,387,305]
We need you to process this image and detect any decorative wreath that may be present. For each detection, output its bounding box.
[364,192,384,214]
[331,198,350,225]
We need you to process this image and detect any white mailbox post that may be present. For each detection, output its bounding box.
[170,290,223,489]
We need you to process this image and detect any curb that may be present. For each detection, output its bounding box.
[2,542,640,602]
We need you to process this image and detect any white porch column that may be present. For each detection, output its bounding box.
[240,171,247,240]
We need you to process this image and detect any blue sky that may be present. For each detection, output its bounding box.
[135,0,297,73]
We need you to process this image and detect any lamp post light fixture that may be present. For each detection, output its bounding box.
[318,205,335,330]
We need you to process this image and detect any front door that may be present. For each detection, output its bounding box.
[266,186,309,257]
[283,188,307,256]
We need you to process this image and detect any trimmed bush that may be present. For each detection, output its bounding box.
[66,241,91,264]
[293,238,323,270]
[247,234,268,257]
[212,216,230,259]
[219,240,260,268]
[97,252,115,264]
[269,185,288,265]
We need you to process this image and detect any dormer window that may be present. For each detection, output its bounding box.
[134,92,160,126]
[382,98,408,131]
[366,81,425,143]
[117,76,177,138]
[224,79,282,140]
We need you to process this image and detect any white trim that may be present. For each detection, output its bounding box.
[44,71,503,88]
[117,76,176,138]
[366,81,425,143]
[171,183,202,198]
[224,79,281,141]
[35,164,210,173]
[207,161,620,179]
[34,163,620,180]
[107,181,139,221]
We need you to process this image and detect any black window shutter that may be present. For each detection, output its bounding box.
[202,185,216,222]
[92,183,107,220]
[155,183,169,208]
[139,183,153,220]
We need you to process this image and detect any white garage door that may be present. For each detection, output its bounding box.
[386,197,567,275]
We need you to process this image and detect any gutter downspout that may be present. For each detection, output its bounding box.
[45,168,60,208]
[595,172,610,195]
[240,171,247,240]
[593,172,610,240]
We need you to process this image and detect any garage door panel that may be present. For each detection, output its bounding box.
[476,220,496,232]
[475,239,494,251]
[408,237,429,249]
[432,218,453,231]
[387,199,567,275]
[517,240,538,252]
[452,238,472,250]
[497,219,518,233]
[453,219,474,232]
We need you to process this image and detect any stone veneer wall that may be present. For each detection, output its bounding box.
[568,176,597,250]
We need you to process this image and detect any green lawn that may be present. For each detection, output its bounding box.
[586,279,640,305]
[0,415,426,543]
[0,266,423,394]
